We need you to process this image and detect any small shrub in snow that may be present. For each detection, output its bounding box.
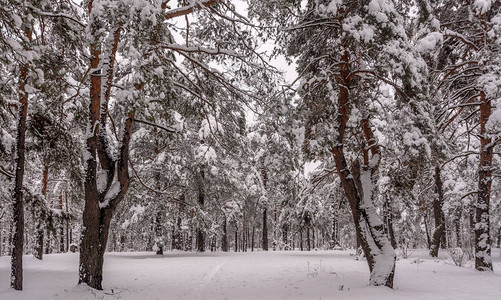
[446,248,471,267]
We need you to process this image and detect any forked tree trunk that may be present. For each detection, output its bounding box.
[330,50,395,288]
[78,17,134,288]
[475,92,493,271]
[11,53,30,291]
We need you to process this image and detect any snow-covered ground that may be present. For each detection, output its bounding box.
[1,249,500,299]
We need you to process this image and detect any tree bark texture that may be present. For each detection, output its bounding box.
[475,92,493,271]
[430,166,446,257]
[330,50,395,288]
[11,58,30,291]
[78,15,135,289]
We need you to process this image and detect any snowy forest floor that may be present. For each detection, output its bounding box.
[0,249,500,300]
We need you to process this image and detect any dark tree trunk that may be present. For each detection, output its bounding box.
[306,227,311,251]
[497,226,501,248]
[430,166,446,257]
[197,168,205,252]
[234,225,238,252]
[475,92,493,271]
[262,208,268,251]
[59,195,65,253]
[155,211,163,255]
[383,197,397,249]
[299,229,303,251]
[454,209,462,248]
[11,56,30,290]
[251,226,255,251]
[222,215,228,252]
[66,192,70,252]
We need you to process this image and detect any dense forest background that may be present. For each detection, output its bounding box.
[0,0,500,291]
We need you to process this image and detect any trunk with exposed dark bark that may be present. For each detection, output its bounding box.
[475,92,493,271]
[330,50,395,288]
[11,55,30,291]
[430,166,446,257]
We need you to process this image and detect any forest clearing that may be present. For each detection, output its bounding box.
[1,0,501,298]
[1,249,500,299]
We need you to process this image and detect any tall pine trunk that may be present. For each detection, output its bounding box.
[11,50,30,291]
[475,92,493,271]
[78,18,135,289]
[330,50,395,288]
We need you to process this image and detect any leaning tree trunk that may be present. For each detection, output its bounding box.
[474,91,493,271]
[11,48,31,291]
[330,50,395,287]
[430,166,446,257]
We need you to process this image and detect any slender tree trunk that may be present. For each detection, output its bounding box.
[497,226,500,248]
[155,211,163,255]
[222,215,228,252]
[59,194,65,253]
[262,208,268,251]
[11,58,30,291]
[475,92,493,271]
[422,197,431,250]
[299,229,303,251]
[251,226,255,251]
[306,227,311,251]
[65,192,70,252]
[430,166,446,257]
[11,24,33,288]
[383,197,397,249]
[234,225,238,252]
[197,168,205,252]
[35,165,49,259]
[454,208,462,248]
